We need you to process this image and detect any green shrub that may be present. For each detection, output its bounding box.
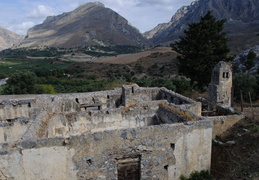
[0,73,6,79]
[41,84,56,94]
[172,77,190,93]
[180,170,213,180]
[3,71,43,94]
[233,73,258,101]
[151,78,176,91]
[134,77,152,87]
[245,50,257,70]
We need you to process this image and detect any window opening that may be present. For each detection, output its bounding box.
[117,156,140,180]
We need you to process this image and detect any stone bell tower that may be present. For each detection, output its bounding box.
[208,61,232,111]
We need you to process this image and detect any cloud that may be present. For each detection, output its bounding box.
[7,21,35,35]
[26,5,55,20]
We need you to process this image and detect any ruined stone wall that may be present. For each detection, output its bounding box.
[0,121,212,180]
[209,115,245,139]
[0,89,123,143]
[160,89,202,116]
[122,85,161,107]
[33,101,162,139]
[157,102,205,124]
[0,86,215,179]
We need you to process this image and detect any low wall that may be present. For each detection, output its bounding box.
[209,115,245,139]
[31,101,161,139]
[160,89,202,116]
[0,88,122,121]
[122,85,161,107]
[0,121,212,180]
[157,102,204,124]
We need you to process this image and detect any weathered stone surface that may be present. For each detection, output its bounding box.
[21,139,37,149]
[0,121,212,180]
[0,85,243,179]
[208,61,232,111]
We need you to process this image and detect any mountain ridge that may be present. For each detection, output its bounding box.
[0,27,23,51]
[144,0,259,53]
[19,2,151,48]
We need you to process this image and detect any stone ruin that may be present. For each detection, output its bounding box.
[208,61,232,112]
[0,78,243,179]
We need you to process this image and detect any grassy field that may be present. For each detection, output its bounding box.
[0,57,73,76]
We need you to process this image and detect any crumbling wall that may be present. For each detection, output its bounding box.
[0,89,123,143]
[122,85,161,107]
[157,102,204,124]
[160,89,202,116]
[0,99,38,121]
[209,115,245,139]
[35,101,161,138]
[0,121,212,180]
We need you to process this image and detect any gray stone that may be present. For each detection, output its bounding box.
[21,139,37,149]
[0,151,8,155]
[120,132,127,139]
[226,141,236,145]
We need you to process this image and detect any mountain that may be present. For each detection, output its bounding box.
[232,45,259,74]
[19,2,151,49]
[0,27,23,51]
[145,0,259,54]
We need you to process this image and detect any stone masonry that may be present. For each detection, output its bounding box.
[0,84,242,180]
[208,61,232,111]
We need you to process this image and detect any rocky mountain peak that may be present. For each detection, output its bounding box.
[19,2,150,48]
[0,27,23,51]
[144,0,259,53]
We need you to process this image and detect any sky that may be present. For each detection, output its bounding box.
[0,0,195,35]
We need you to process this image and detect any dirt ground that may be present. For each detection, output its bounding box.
[68,47,178,79]
[94,47,173,64]
[211,106,259,179]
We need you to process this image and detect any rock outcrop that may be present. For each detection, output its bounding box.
[233,45,259,74]
[0,27,23,51]
[145,0,259,53]
[19,2,151,48]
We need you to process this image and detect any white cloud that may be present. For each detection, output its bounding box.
[7,21,35,35]
[27,5,55,20]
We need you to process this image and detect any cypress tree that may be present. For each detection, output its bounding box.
[171,11,232,89]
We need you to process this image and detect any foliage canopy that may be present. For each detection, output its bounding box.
[3,71,42,94]
[171,11,231,88]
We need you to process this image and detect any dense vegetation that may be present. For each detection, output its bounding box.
[0,45,141,58]
[2,71,43,94]
[233,73,259,101]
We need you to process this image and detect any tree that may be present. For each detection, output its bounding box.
[233,73,258,101]
[245,50,256,70]
[171,11,231,89]
[3,71,42,94]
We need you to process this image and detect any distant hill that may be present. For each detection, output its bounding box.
[144,0,259,54]
[19,2,151,49]
[0,27,23,51]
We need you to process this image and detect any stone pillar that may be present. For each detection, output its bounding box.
[122,84,140,107]
[208,61,232,111]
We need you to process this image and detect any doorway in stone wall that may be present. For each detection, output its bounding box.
[117,155,141,180]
